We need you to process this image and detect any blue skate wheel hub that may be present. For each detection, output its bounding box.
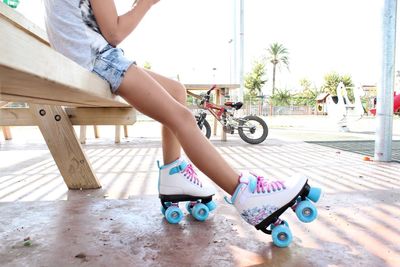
[192,203,209,221]
[295,200,318,223]
[271,225,292,248]
[165,206,183,224]
[278,233,288,241]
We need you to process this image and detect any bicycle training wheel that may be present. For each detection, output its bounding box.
[238,115,268,144]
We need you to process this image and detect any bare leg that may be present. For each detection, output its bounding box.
[117,65,239,195]
[142,69,185,165]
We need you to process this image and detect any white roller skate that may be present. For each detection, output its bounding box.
[158,157,217,224]
[225,172,322,248]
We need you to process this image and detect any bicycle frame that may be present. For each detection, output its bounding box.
[199,87,242,130]
[189,85,269,144]
[189,85,243,130]
[202,100,229,123]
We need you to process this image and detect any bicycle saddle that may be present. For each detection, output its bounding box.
[224,101,243,110]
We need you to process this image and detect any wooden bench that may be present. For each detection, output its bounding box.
[0,3,136,190]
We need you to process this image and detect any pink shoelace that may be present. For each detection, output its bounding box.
[253,173,286,193]
[182,164,202,187]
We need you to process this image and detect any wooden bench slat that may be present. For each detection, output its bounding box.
[0,107,136,126]
[0,67,128,107]
[0,8,129,108]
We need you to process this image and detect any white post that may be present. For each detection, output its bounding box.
[233,0,237,86]
[238,0,244,102]
[374,0,397,161]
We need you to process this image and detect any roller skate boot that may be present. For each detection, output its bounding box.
[158,157,217,224]
[225,172,322,248]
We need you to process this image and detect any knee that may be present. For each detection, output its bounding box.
[167,105,196,130]
[171,81,187,105]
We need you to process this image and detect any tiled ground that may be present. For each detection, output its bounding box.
[0,116,399,266]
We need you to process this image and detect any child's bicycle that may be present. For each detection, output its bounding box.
[191,85,268,144]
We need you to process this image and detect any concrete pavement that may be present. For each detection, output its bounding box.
[0,115,399,266]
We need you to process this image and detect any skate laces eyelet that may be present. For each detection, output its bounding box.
[254,174,285,194]
[181,163,202,187]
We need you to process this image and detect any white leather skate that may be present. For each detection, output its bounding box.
[225,172,322,248]
[158,157,217,224]
[158,157,216,197]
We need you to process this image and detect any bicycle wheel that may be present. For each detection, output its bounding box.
[197,118,211,139]
[238,115,268,144]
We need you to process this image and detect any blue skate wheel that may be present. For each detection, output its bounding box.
[205,201,217,212]
[192,203,209,221]
[186,201,195,214]
[271,225,293,248]
[161,202,172,216]
[295,200,318,223]
[307,187,322,203]
[161,206,166,216]
[165,206,183,224]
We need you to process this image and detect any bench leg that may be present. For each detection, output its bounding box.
[79,125,87,144]
[213,88,227,141]
[94,125,100,138]
[115,125,121,143]
[124,125,128,138]
[0,102,12,140]
[2,126,12,140]
[29,104,101,190]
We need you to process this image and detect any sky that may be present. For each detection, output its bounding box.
[16,0,391,94]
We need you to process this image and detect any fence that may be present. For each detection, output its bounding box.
[242,102,313,116]
[187,96,313,116]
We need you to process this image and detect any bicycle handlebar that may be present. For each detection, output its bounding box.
[206,85,217,95]
[200,85,217,105]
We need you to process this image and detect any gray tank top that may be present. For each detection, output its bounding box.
[44,0,108,70]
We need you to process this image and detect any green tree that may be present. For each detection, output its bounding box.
[266,43,289,95]
[244,60,267,97]
[322,72,353,96]
[270,89,292,106]
[293,78,322,106]
[300,78,312,91]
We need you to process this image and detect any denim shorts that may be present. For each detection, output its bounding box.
[92,44,136,93]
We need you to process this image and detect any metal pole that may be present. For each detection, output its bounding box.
[233,0,237,86]
[374,0,397,161]
[239,0,244,102]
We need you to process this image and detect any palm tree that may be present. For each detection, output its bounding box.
[266,43,289,95]
[322,72,353,96]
